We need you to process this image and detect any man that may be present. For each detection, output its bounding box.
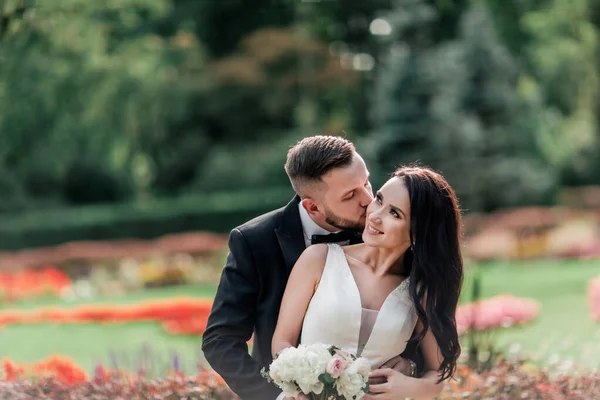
[202,135,421,400]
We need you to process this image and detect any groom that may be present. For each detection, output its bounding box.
[202,135,422,400]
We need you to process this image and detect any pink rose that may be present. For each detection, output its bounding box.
[334,349,352,365]
[326,356,347,379]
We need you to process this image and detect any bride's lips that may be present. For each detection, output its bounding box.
[366,223,383,235]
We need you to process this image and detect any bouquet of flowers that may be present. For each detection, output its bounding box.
[261,343,371,400]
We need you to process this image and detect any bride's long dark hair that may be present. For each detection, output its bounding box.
[394,166,463,382]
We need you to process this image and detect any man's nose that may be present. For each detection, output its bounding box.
[359,187,373,207]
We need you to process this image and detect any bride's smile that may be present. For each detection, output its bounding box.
[366,223,383,235]
[362,177,412,255]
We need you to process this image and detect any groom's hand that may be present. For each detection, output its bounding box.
[368,355,414,385]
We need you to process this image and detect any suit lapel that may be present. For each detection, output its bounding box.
[275,196,306,274]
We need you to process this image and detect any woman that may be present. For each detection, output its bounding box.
[272,166,464,399]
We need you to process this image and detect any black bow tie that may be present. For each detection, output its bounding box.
[311,230,361,245]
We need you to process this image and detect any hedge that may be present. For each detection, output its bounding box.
[0,188,293,251]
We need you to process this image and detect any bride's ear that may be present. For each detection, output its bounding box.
[301,198,321,216]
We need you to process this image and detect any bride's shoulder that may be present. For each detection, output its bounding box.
[294,244,330,275]
[300,243,330,262]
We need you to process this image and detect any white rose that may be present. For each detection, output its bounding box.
[352,357,372,378]
[279,381,300,398]
[268,344,335,397]
[335,363,368,400]
[294,345,330,394]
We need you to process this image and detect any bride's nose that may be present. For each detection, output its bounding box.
[369,212,382,224]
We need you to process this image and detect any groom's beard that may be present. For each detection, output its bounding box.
[324,207,366,232]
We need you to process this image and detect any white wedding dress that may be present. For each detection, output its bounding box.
[300,244,418,369]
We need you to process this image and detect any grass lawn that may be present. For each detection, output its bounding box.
[462,258,600,370]
[0,284,218,375]
[0,259,598,374]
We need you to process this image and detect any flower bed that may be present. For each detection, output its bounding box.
[456,294,540,334]
[0,297,212,336]
[439,359,600,399]
[0,266,71,301]
[0,355,236,399]
[0,295,542,338]
[3,355,87,385]
[0,355,598,399]
[0,375,236,400]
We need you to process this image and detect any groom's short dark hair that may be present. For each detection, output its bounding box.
[285,135,356,198]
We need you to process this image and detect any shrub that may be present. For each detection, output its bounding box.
[439,358,600,399]
[0,355,237,399]
[0,373,236,399]
[0,357,598,399]
[0,188,292,251]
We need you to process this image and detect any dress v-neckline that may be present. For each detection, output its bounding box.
[336,245,410,355]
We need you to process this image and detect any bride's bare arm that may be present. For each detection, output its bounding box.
[271,244,329,358]
[366,295,448,400]
[394,317,446,398]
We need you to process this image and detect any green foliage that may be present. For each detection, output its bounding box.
[521,0,600,183]
[191,132,304,191]
[201,27,358,141]
[0,188,293,250]
[0,0,206,205]
[0,0,599,242]
[368,1,555,211]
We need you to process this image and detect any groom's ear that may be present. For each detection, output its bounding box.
[301,198,322,216]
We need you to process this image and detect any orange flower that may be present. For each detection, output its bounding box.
[3,355,88,385]
[0,297,213,336]
[0,266,71,301]
[3,359,26,381]
[30,354,88,385]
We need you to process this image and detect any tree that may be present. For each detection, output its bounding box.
[200,27,358,141]
[0,0,207,205]
[368,1,555,211]
[458,6,555,210]
[521,0,599,185]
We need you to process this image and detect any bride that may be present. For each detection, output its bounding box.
[272,165,464,399]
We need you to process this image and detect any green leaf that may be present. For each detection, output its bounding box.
[318,373,335,385]
[260,367,273,383]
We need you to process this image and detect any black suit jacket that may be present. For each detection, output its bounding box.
[202,196,423,400]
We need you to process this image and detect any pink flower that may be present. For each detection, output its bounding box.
[326,356,347,379]
[455,294,540,334]
[334,349,352,365]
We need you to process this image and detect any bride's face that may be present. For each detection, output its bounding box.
[363,177,412,250]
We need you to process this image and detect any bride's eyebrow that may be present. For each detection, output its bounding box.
[377,191,407,218]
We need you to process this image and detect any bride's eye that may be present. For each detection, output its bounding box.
[390,209,400,218]
[375,194,382,204]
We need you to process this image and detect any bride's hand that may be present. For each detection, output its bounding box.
[364,368,410,399]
